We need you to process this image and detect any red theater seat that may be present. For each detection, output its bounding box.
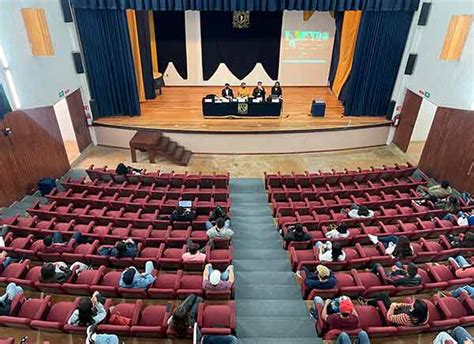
[30,299,78,331]
[98,300,142,334]
[0,294,51,329]
[131,303,171,337]
[197,302,236,335]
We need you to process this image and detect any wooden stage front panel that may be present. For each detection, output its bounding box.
[95,86,389,132]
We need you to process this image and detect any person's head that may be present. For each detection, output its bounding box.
[448,196,459,206]
[224,83,230,89]
[393,236,412,258]
[116,163,128,175]
[316,264,330,281]
[170,304,192,338]
[189,244,199,255]
[257,81,262,87]
[77,297,96,326]
[357,206,370,217]
[175,206,185,215]
[216,218,225,229]
[115,241,126,258]
[294,224,303,233]
[43,236,53,247]
[339,299,354,318]
[336,223,349,234]
[40,263,55,281]
[331,242,344,262]
[440,180,450,189]
[241,82,246,88]
[428,195,439,203]
[209,269,221,286]
[274,81,280,87]
[122,268,136,286]
[407,262,418,277]
[410,299,428,325]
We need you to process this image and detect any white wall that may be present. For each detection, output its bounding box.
[391,0,474,112]
[53,97,76,141]
[411,98,438,141]
[0,0,91,111]
[164,11,335,86]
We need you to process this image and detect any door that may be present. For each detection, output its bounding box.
[393,89,423,152]
[66,89,92,152]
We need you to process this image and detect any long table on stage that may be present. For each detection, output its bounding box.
[202,98,282,118]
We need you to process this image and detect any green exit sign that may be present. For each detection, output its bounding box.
[424,91,430,98]
[58,90,64,97]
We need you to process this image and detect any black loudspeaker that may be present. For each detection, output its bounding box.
[89,99,99,117]
[72,52,84,74]
[386,100,396,120]
[404,54,417,75]
[417,2,431,26]
[60,0,73,23]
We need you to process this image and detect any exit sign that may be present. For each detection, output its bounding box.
[424,91,430,98]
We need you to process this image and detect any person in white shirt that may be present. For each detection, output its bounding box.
[315,241,346,262]
[347,205,374,219]
[325,223,350,239]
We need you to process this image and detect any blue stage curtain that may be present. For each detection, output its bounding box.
[136,10,155,99]
[339,11,413,116]
[153,11,188,79]
[71,0,420,12]
[201,11,282,80]
[328,11,343,86]
[75,8,140,117]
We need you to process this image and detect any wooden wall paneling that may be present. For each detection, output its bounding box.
[393,89,423,152]
[21,8,55,56]
[419,107,474,193]
[66,89,92,152]
[440,15,473,61]
[0,107,70,207]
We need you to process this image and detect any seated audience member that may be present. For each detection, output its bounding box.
[171,206,196,222]
[237,82,249,98]
[168,294,204,339]
[336,331,371,344]
[325,223,350,239]
[283,223,311,243]
[0,251,13,273]
[315,241,346,262]
[206,218,234,239]
[67,291,106,327]
[433,326,473,344]
[456,211,474,227]
[436,196,460,213]
[206,206,231,230]
[86,325,120,344]
[252,81,266,99]
[41,231,84,254]
[40,261,88,284]
[0,224,9,245]
[313,296,360,331]
[448,255,474,278]
[439,285,474,299]
[368,235,413,259]
[115,163,142,175]
[98,238,137,258]
[371,262,421,287]
[202,263,234,291]
[360,292,428,326]
[297,264,337,290]
[0,282,24,315]
[270,81,282,98]
[182,239,207,263]
[221,83,234,99]
[119,261,156,289]
[447,231,474,248]
[346,205,374,219]
[417,180,452,199]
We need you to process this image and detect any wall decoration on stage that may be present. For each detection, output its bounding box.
[233,11,250,29]
[201,11,282,80]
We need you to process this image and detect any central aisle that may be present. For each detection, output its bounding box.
[230,178,319,344]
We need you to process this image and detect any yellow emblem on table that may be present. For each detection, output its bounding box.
[237,103,248,115]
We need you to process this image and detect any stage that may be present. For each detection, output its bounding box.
[93,86,392,154]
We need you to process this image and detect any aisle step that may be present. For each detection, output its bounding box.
[237,316,316,338]
[238,338,320,344]
[233,248,284,260]
[235,285,301,300]
[233,260,291,272]
[235,300,309,317]
[231,239,282,249]
[232,230,280,240]
[235,271,296,285]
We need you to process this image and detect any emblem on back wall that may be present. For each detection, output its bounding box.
[233,11,250,29]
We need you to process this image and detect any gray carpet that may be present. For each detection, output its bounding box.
[230,178,320,343]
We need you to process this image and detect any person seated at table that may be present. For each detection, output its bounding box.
[252,81,266,99]
[237,82,250,98]
[271,81,282,98]
[221,83,234,99]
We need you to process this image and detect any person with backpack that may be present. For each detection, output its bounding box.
[206,206,231,230]
[171,206,196,222]
[313,296,360,331]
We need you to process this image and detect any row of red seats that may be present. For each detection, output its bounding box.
[1,236,232,270]
[299,261,471,300]
[281,217,468,249]
[62,177,230,199]
[264,163,417,187]
[4,216,229,248]
[0,292,236,337]
[86,165,230,188]
[289,235,473,271]
[0,262,232,300]
[315,291,473,339]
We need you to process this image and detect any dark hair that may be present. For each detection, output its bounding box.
[225,83,230,86]
[216,218,225,229]
[440,180,450,189]
[115,241,126,258]
[257,81,262,85]
[122,268,136,285]
[428,195,439,203]
[274,81,280,87]
[410,299,428,325]
[393,236,412,258]
[189,244,199,255]
[357,206,370,217]
[336,223,349,234]
[77,298,96,327]
[407,263,418,277]
[448,196,459,206]
[43,236,53,247]
[331,242,344,262]
[115,163,129,175]
[170,305,192,338]
[40,263,55,281]
[175,206,185,215]
[294,224,303,233]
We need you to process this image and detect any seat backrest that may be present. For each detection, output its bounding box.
[46,302,75,322]
[441,297,468,317]
[1,263,24,278]
[17,298,45,318]
[179,275,202,289]
[25,266,42,282]
[154,273,178,288]
[334,273,355,287]
[75,269,98,284]
[355,305,383,327]
[139,305,166,326]
[203,305,230,328]
[103,271,121,286]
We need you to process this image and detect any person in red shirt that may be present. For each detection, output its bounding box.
[318,297,360,331]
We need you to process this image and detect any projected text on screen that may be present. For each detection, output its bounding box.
[283,30,330,64]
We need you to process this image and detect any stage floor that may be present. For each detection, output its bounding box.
[94,86,390,132]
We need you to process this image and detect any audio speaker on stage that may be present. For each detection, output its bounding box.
[89,99,99,117]
[404,54,417,75]
[417,2,431,26]
[72,52,84,74]
[386,100,396,120]
[60,0,73,23]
